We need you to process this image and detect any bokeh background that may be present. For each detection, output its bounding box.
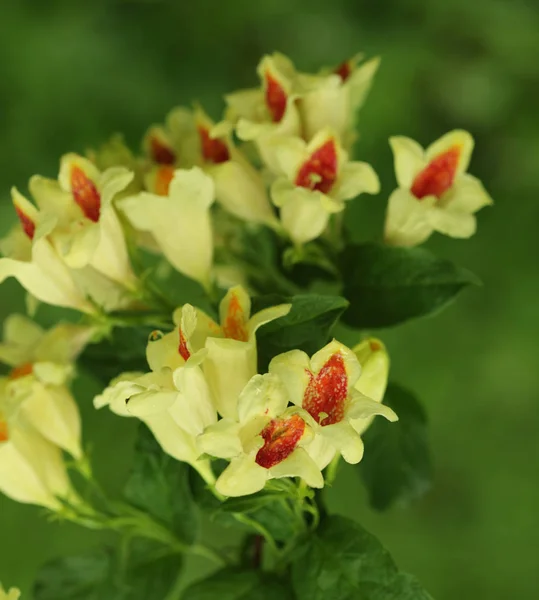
[1,0,538,598]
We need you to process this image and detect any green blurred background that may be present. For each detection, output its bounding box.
[1,0,538,598]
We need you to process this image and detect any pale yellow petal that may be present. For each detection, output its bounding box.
[171,364,217,434]
[268,447,324,488]
[269,350,311,407]
[425,129,474,176]
[353,338,389,404]
[210,159,277,225]
[247,303,291,338]
[321,421,364,464]
[197,418,242,459]
[273,185,330,245]
[384,188,434,247]
[425,206,477,238]
[389,136,426,189]
[440,174,493,213]
[331,161,380,201]
[346,390,398,423]
[19,384,82,459]
[236,373,289,423]
[203,337,257,420]
[216,455,268,497]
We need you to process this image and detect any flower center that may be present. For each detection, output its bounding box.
[9,362,34,380]
[255,414,305,469]
[0,417,8,443]
[411,146,461,200]
[198,127,230,164]
[15,206,35,239]
[334,59,352,82]
[303,353,348,425]
[154,165,175,196]
[222,293,249,342]
[149,135,176,165]
[71,165,101,222]
[178,327,191,361]
[264,71,287,123]
[295,139,338,194]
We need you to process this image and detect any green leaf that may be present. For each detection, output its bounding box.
[33,552,110,600]
[340,242,479,328]
[124,423,199,544]
[359,383,432,510]
[291,515,433,600]
[182,568,294,600]
[33,539,182,600]
[253,294,349,371]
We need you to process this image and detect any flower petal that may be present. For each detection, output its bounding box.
[440,174,494,213]
[331,161,380,201]
[237,373,289,423]
[19,384,82,459]
[0,239,94,313]
[119,167,214,286]
[197,418,242,459]
[146,329,184,373]
[171,364,217,435]
[271,182,330,245]
[269,349,311,407]
[384,188,434,247]
[93,373,145,416]
[346,390,398,423]
[353,338,389,405]
[303,432,336,470]
[0,315,43,366]
[143,411,199,465]
[267,136,307,180]
[219,286,251,342]
[268,447,323,488]
[203,337,257,420]
[210,159,277,225]
[389,136,426,189]
[321,420,364,464]
[126,390,180,418]
[216,455,269,497]
[425,206,477,239]
[247,303,291,338]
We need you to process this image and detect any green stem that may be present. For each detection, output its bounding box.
[232,513,280,555]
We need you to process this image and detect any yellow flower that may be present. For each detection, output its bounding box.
[173,286,291,420]
[269,340,397,469]
[270,129,379,244]
[194,106,277,226]
[0,408,75,510]
[0,315,93,459]
[297,53,380,146]
[0,191,95,313]
[225,53,301,172]
[28,154,138,290]
[93,330,217,483]
[118,167,215,288]
[198,373,323,497]
[385,130,493,246]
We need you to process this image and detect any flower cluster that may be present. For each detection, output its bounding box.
[0,50,492,595]
[96,287,396,496]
